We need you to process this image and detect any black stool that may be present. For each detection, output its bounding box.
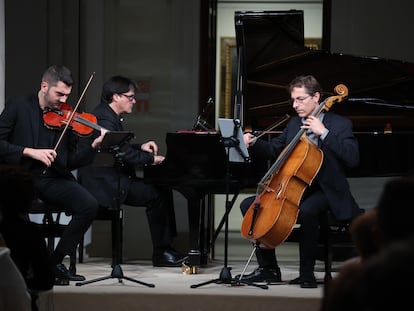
[286,210,358,282]
[318,211,357,282]
[29,199,78,274]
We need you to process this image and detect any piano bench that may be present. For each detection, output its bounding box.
[77,205,123,266]
[29,199,79,274]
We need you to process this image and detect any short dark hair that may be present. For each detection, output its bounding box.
[288,75,322,97]
[42,65,74,87]
[101,76,138,104]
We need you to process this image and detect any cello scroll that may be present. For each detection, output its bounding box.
[321,84,348,112]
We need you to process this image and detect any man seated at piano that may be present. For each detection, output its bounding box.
[236,75,361,288]
[78,75,187,267]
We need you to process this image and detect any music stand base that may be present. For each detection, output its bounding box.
[75,264,155,287]
[190,266,268,289]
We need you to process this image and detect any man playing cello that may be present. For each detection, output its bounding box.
[237,75,361,288]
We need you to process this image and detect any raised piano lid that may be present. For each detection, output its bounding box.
[235,10,414,177]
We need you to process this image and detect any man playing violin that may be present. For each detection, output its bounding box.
[237,75,361,288]
[0,65,106,285]
[78,75,187,267]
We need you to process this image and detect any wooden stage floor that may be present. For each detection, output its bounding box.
[37,248,338,311]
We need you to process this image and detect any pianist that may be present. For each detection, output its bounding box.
[237,75,361,288]
[78,76,187,267]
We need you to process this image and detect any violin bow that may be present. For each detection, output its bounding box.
[52,72,95,152]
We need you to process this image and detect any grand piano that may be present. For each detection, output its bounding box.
[144,10,414,267]
[144,131,248,267]
[234,10,414,177]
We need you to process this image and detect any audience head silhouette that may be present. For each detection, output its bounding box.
[375,175,414,244]
[349,209,381,261]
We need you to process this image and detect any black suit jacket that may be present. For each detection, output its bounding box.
[78,103,154,208]
[0,94,95,178]
[251,112,360,221]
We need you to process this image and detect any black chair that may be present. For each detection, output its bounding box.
[287,210,357,283]
[29,199,126,275]
[317,211,357,282]
[29,199,79,274]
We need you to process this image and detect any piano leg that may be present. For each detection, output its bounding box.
[186,197,202,268]
[180,189,212,272]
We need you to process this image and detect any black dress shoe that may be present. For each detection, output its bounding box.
[152,249,188,267]
[54,263,86,284]
[68,264,86,281]
[234,267,282,283]
[289,275,317,288]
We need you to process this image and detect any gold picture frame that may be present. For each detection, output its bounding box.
[219,37,238,118]
[219,37,322,118]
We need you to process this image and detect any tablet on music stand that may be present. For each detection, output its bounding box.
[93,131,135,167]
[99,131,135,150]
[218,118,250,163]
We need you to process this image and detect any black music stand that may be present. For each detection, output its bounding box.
[76,131,155,288]
[190,119,267,290]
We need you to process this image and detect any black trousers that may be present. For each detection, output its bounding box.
[124,177,177,253]
[240,189,329,275]
[35,176,99,264]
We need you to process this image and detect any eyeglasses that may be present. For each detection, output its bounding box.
[120,93,136,101]
[289,95,312,104]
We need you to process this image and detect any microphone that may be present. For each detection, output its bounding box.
[193,97,214,130]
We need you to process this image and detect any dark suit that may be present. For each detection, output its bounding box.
[0,95,99,261]
[241,112,360,275]
[77,103,177,252]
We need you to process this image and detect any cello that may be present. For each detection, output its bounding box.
[240,84,349,249]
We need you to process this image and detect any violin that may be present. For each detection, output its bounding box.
[43,103,104,136]
[42,72,100,175]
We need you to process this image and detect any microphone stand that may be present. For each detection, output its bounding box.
[193,97,214,131]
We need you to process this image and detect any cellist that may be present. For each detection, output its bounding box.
[236,75,361,288]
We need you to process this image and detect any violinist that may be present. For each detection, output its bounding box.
[236,75,361,288]
[77,75,187,267]
[0,65,106,285]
